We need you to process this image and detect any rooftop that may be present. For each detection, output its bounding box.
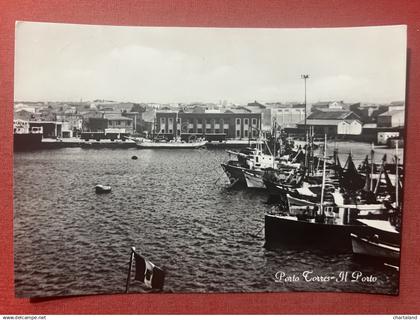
[308,110,359,120]
[103,113,133,121]
[297,119,360,126]
[377,110,405,117]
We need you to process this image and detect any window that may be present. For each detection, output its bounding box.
[161,117,165,124]
[206,128,212,133]
[206,119,211,125]
[224,129,229,135]
[236,118,241,125]
[116,121,121,126]
[244,119,249,125]
[197,128,203,133]
[236,130,240,137]
[252,118,257,126]
[244,130,248,137]
[168,118,173,124]
[189,129,193,133]
[197,119,202,124]
[161,129,165,133]
[168,129,173,134]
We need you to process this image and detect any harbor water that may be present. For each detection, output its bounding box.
[14,141,400,297]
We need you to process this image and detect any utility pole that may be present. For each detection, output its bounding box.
[301,74,310,168]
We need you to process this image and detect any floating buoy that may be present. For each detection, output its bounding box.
[131,155,138,160]
[95,184,112,194]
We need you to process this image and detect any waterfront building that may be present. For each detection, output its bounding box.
[270,103,306,128]
[377,109,405,128]
[27,121,63,138]
[296,110,362,136]
[155,110,262,140]
[103,113,134,134]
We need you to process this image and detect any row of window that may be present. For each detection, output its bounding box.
[159,117,258,126]
[236,118,258,126]
[109,120,130,126]
[159,128,258,138]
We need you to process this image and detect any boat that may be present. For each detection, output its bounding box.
[133,137,206,149]
[264,135,391,251]
[221,136,278,187]
[95,184,112,194]
[350,233,400,261]
[243,170,266,189]
[265,213,368,251]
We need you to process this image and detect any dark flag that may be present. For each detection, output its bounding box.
[134,252,165,290]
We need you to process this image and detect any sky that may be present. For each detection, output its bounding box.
[14,22,407,104]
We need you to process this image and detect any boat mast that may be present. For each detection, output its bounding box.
[273,119,277,167]
[370,142,374,192]
[320,133,327,214]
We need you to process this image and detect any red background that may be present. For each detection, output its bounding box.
[1,0,420,314]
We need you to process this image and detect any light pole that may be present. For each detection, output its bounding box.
[301,74,309,130]
[301,74,309,168]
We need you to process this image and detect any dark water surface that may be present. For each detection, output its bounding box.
[14,146,399,297]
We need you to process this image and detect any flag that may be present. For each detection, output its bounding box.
[134,252,165,290]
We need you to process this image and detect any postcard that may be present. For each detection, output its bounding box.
[13,22,406,297]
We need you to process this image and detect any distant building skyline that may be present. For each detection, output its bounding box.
[15,23,407,104]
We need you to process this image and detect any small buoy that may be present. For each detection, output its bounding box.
[95,184,112,194]
[131,155,138,160]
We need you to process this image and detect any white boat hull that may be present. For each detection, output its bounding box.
[350,233,400,260]
[136,140,207,149]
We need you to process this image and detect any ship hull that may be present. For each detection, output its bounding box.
[351,233,400,262]
[264,214,367,251]
[136,140,206,149]
[220,163,246,186]
[244,171,265,189]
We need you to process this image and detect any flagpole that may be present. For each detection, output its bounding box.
[125,246,136,293]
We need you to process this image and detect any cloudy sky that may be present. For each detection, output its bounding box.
[14,22,406,104]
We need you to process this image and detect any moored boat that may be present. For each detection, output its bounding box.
[243,170,265,189]
[134,137,206,149]
[350,233,400,261]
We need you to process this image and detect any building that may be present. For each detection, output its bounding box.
[83,117,108,132]
[377,110,405,128]
[28,121,63,138]
[155,110,262,140]
[245,101,272,131]
[103,113,134,134]
[311,101,346,112]
[296,110,362,136]
[270,103,306,128]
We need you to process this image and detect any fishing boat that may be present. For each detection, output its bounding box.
[243,170,266,189]
[265,213,368,251]
[264,135,391,251]
[133,137,206,149]
[221,136,278,186]
[350,145,402,262]
[350,233,400,261]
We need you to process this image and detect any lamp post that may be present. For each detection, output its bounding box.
[301,74,309,130]
[301,74,309,168]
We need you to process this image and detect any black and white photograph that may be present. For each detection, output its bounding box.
[13,22,406,298]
